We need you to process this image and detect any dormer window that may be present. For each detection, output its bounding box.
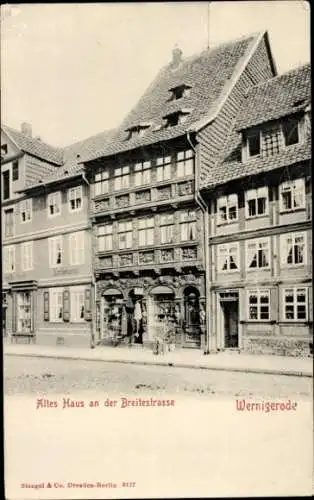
[1,143,8,159]
[282,117,299,146]
[163,109,191,128]
[169,84,191,100]
[247,130,261,157]
[126,123,150,140]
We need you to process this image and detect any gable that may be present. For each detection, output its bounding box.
[1,129,22,163]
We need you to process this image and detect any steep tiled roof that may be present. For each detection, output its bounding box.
[236,63,311,130]
[201,64,311,189]
[64,129,117,163]
[81,33,261,162]
[3,125,64,165]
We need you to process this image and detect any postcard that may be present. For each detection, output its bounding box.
[2,2,312,498]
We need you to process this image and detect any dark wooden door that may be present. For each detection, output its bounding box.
[223,301,239,348]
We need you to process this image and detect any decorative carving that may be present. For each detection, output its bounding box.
[160,248,174,263]
[94,199,110,213]
[139,251,154,264]
[157,186,171,201]
[135,190,151,203]
[178,181,194,196]
[119,254,133,266]
[116,194,129,208]
[182,247,197,260]
[98,256,113,268]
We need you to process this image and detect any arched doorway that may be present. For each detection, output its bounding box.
[183,286,201,347]
[147,286,177,343]
[102,288,124,340]
[127,289,145,344]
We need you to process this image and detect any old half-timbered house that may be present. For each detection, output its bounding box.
[81,31,277,350]
[200,63,312,356]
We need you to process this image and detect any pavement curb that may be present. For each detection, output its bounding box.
[5,351,313,378]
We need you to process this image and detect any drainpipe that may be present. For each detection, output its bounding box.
[187,132,212,355]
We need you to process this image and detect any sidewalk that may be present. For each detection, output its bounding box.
[3,342,313,377]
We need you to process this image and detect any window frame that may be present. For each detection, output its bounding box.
[49,287,64,323]
[245,129,261,159]
[245,187,269,219]
[20,199,32,223]
[279,178,306,212]
[246,237,271,270]
[94,169,109,197]
[134,161,151,187]
[113,166,130,191]
[21,241,33,271]
[69,231,85,266]
[2,170,11,201]
[160,213,174,244]
[156,155,172,182]
[4,245,15,273]
[3,208,14,238]
[217,242,240,273]
[282,117,301,147]
[176,150,194,178]
[49,236,63,268]
[138,216,155,247]
[98,224,113,252]
[47,191,62,218]
[118,221,133,250]
[12,160,19,181]
[68,186,83,213]
[179,209,196,242]
[247,289,271,321]
[217,194,238,224]
[70,285,86,323]
[280,232,307,267]
[283,287,308,322]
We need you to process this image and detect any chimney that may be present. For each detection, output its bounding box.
[21,122,32,137]
[172,45,182,67]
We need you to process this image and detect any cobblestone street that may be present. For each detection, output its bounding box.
[4,355,312,399]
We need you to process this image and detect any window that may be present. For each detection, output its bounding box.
[95,169,109,196]
[4,246,15,273]
[218,243,239,271]
[47,192,61,217]
[114,166,130,191]
[246,187,268,218]
[160,214,174,244]
[138,217,154,246]
[17,292,32,332]
[70,286,85,322]
[282,117,299,146]
[247,130,260,157]
[217,194,238,223]
[20,199,32,223]
[12,161,19,181]
[165,112,180,127]
[98,224,113,251]
[262,125,282,156]
[134,161,151,186]
[284,287,308,321]
[49,236,63,267]
[4,209,14,238]
[69,232,85,265]
[156,155,172,182]
[21,241,33,271]
[1,143,8,158]
[50,288,63,322]
[280,178,305,211]
[180,210,196,241]
[118,221,133,249]
[68,186,82,212]
[248,289,270,321]
[176,150,194,178]
[281,232,306,266]
[170,84,191,100]
[246,238,270,269]
[2,171,10,200]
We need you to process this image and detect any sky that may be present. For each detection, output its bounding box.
[1,1,310,147]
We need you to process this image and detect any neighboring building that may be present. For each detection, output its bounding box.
[200,63,312,356]
[81,31,277,349]
[1,123,114,347]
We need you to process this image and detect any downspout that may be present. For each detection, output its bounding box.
[187,132,212,355]
[82,170,96,348]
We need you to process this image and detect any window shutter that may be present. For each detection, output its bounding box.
[270,288,278,322]
[63,289,70,322]
[84,287,92,321]
[12,293,17,332]
[44,291,50,321]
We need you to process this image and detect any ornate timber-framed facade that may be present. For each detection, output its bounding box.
[2,31,312,356]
